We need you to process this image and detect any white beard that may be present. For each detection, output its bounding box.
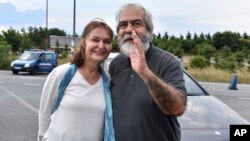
[119,33,151,57]
[120,43,135,57]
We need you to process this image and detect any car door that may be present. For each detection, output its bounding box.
[38,53,55,72]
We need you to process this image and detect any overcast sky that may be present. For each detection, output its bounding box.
[1,0,250,37]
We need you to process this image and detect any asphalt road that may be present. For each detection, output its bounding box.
[0,70,249,140]
[200,82,250,123]
[0,71,46,141]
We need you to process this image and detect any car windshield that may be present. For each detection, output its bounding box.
[184,71,206,96]
[19,52,40,61]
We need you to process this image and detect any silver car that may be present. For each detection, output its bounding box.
[104,52,249,141]
[179,70,249,141]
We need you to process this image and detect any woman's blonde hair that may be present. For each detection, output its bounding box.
[71,19,113,67]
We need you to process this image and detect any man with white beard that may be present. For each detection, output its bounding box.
[109,3,187,141]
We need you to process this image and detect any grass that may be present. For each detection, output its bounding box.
[183,55,250,84]
[186,66,250,84]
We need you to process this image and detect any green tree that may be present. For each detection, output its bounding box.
[189,56,207,68]
[55,40,60,54]
[214,46,236,71]
[186,31,192,40]
[199,32,205,40]
[27,26,44,49]
[156,32,161,39]
[169,35,176,40]
[205,33,211,40]
[112,36,119,52]
[182,40,195,53]
[166,39,184,58]
[0,40,11,69]
[27,26,66,50]
[239,38,250,51]
[235,51,245,63]
[197,43,216,60]
[214,56,235,71]
[212,31,240,51]
[179,34,184,40]
[193,32,198,40]
[165,39,180,51]
[247,55,250,70]
[193,32,206,45]
[243,32,249,39]
[235,51,245,68]
[163,32,169,40]
[220,45,233,58]
[48,28,67,36]
[2,28,21,54]
[61,44,69,58]
[20,36,32,52]
[152,38,168,50]
[173,47,184,58]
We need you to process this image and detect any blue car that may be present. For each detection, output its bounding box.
[10,50,58,75]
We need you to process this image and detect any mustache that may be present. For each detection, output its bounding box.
[120,34,133,44]
[119,33,150,45]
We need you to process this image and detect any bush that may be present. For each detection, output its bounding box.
[214,56,236,72]
[235,51,245,63]
[0,43,11,70]
[189,56,207,68]
[197,43,216,60]
[1,55,16,70]
[247,54,250,65]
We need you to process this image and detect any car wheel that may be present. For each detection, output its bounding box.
[50,65,56,72]
[30,67,38,75]
[12,70,19,74]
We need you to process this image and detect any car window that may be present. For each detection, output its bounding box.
[45,53,53,61]
[19,52,39,60]
[40,54,45,62]
[183,72,206,96]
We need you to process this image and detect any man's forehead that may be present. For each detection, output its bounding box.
[119,19,143,23]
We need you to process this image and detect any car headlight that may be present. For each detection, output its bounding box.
[24,63,30,67]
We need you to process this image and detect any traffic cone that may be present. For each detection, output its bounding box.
[228,74,238,90]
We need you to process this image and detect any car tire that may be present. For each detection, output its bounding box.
[12,70,19,74]
[50,65,56,72]
[30,67,38,75]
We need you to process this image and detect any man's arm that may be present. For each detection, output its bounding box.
[140,68,186,116]
[130,30,186,116]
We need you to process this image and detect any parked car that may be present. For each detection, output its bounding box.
[10,49,58,75]
[104,52,249,141]
[179,69,249,141]
[102,52,120,72]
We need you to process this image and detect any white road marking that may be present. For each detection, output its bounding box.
[236,97,250,100]
[24,83,42,87]
[18,76,46,80]
[0,85,38,114]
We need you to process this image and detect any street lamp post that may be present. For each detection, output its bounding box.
[72,0,76,51]
[46,0,48,50]
[46,0,48,31]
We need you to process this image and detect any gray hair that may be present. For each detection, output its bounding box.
[115,3,154,37]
